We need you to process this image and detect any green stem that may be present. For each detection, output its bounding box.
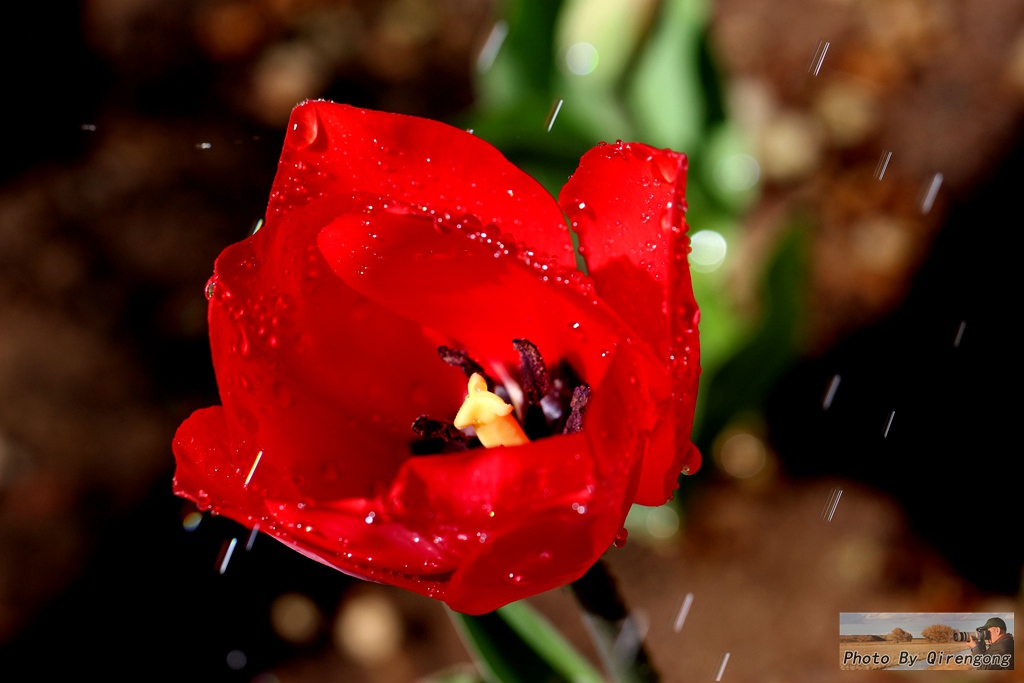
[569,560,660,683]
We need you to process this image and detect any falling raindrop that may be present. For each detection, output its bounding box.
[920,172,944,214]
[476,21,509,73]
[808,39,830,75]
[882,411,895,438]
[217,537,238,574]
[715,652,731,681]
[822,374,841,410]
[874,150,892,180]
[953,320,966,348]
[821,487,843,521]
[545,98,564,132]
[244,450,263,488]
[673,593,694,633]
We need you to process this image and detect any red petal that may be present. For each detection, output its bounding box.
[202,196,469,505]
[269,100,577,270]
[266,497,465,576]
[172,103,700,614]
[385,343,655,614]
[173,406,256,515]
[315,206,657,391]
[559,142,702,503]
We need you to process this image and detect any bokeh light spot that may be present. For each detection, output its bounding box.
[719,432,766,478]
[713,154,760,193]
[182,511,203,532]
[565,42,599,75]
[645,506,680,539]
[270,592,323,645]
[334,590,404,666]
[226,649,247,670]
[689,230,728,272]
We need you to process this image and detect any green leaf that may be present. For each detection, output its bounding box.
[692,221,810,455]
[448,601,606,683]
[625,0,711,151]
[476,0,566,110]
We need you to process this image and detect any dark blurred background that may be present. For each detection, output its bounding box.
[0,0,1020,681]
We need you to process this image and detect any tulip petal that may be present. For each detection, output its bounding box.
[265,497,465,575]
[201,196,470,504]
[173,101,702,615]
[559,142,702,503]
[315,207,660,393]
[269,100,578,271]
[173,406,257,515]
[385,344,654,614]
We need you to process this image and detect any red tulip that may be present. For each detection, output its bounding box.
[172,100,701,615]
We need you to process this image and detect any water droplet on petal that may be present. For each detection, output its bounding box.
[205,275,218,300]
[287,105,320,149]
[236,329,251,356]
[652,155,680,183]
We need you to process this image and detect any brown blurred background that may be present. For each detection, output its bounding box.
[0,0,1020,681]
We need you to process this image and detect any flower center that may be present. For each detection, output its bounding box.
[453,373,530,448]
[410,339,590,454]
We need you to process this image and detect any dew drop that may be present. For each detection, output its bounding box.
[205,275,218,300]
[613,528,629,548]
[652,155,679,183]
[236,329,251,357]
[287,106,320,149]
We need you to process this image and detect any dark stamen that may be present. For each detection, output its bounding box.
[437,346,485,377]
[412,415,469,444]
[562,384,591,435]
[437,345,496,390]
[512,338,551,406]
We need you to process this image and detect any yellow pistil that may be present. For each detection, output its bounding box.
[453,373,530,448]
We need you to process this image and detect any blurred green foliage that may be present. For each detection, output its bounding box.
[449,602,605,683]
